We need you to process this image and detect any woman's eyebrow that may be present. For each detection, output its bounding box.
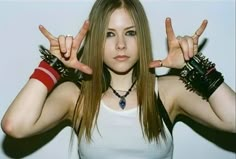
[107,26,136,31]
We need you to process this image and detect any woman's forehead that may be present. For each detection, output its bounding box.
[108,8,135,28]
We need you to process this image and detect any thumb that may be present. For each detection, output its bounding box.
[149,59,164,68]
[73,62,93,75]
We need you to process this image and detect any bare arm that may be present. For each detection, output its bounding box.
[153,18,235,132]
[1,20,92,138]
[1,80,79,138]
[159,76,236,133]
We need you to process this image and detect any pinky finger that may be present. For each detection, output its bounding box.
[73,21,89,50]
[193,20,208,38]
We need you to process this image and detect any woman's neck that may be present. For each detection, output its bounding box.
[109,69,134,91]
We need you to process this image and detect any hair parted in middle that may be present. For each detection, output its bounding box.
[72,0,164,142]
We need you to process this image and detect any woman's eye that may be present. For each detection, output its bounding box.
[106,32,115,37]
[126,30,136,36]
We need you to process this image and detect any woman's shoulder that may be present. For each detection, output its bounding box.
[156,74,179,80]
[155,75,184,120]
[156,75,180,88]
[55,81,80,96]
[52,81,81,119]
[156,75,186,98]
[156,75,184,88]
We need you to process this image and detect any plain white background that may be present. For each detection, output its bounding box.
[0,0,235,159]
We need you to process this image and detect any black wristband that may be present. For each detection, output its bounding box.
[39,45,70,78]
[180,52,224,99]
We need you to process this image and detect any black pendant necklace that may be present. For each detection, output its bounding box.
[109,80,136,110]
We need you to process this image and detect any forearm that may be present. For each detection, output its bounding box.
[208,82,236,132]
[179,52,235,132]
[1,46,80,138]
[1,79,48,137]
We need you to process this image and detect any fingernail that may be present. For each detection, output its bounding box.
[61,49,67,53]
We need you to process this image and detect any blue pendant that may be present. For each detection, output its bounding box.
[119,97,126,109]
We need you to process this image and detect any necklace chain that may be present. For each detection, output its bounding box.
[109,80,136,109]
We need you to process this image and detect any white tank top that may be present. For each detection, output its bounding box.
[78,100,173,159]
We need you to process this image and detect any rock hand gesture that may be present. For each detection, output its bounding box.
[39,20,92,74]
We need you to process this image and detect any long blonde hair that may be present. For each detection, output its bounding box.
[72,0,164,143]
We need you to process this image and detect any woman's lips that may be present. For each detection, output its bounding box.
[114,55,129,61]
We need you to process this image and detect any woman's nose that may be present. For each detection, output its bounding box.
[116,35,126,50]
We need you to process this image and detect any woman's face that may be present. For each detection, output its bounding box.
[103,8,138,74]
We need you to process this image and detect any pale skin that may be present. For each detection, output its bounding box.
[1,8,235,139]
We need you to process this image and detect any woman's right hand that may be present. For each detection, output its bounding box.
[39,20,92,74]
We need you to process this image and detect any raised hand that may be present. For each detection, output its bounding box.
[149,17,208,69]
[39,20,92,74]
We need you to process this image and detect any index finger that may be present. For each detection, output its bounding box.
[165,17,176,41]
[39,25,57,41]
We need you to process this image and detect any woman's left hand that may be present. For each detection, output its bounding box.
[149,17,208,69]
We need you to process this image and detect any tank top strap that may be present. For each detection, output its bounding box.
[155,77,173,134]
[156,94,173,134]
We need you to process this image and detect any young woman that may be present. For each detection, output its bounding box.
[1,0,235,158]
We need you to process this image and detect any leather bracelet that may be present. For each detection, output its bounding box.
[39,45,70,78]
[180,52,224,99]
[39,45,84,85]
